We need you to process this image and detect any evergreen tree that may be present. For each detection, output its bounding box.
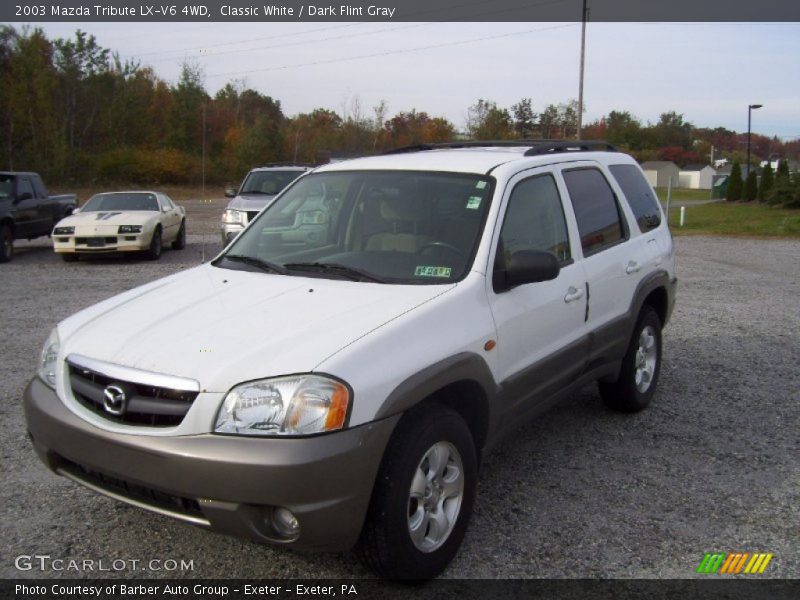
[744,170,757,201]
[758,163,773,202]
[775,159,790,183]
[726,161,743,201]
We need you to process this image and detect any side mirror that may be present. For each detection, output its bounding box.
[224,187,237,198]
[497,250,560,291]
[17,192,33,202]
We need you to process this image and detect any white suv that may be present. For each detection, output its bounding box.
[25,141,676,580]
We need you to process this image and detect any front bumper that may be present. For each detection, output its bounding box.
[221,223,244,246]
[53,231,154,254]
[24,377,399,551]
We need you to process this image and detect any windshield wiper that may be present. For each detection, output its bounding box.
[284,262,386,283]
[219,254,287,274]
[240,190,270,195]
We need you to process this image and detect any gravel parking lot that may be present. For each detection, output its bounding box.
[1,208,798,580]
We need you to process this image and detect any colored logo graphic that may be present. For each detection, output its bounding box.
[697,552,773,574]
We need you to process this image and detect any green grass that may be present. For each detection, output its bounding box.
[665,201,800,238]
[655,187,714,202]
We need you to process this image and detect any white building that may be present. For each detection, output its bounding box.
[679,164,717,190]
[640,161,680,188]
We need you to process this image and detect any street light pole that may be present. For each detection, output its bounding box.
[747,103,763,177]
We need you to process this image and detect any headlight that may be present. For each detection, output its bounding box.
[215,375,350,436]
[38,328,60,389]
[53,226,74,235]
[118,225,143,234]
[222,209,244,224]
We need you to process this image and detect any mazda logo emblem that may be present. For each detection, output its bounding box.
[103,384,127,416]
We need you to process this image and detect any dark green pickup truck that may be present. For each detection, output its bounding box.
[0,172,77,262]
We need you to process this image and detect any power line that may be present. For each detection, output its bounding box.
[206,23,577,79]
[140,22,438,64]
[119,0,572,62]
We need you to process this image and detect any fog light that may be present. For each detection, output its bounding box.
[272,507,299,538]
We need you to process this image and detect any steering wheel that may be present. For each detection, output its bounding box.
[419,241,466,258]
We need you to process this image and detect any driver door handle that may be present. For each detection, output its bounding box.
[564,287,584,303]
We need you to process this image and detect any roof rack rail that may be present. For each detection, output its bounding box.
[383,139,617,156]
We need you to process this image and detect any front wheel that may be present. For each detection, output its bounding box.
[599,305,662,412]
[357,405,477,580]
[144,228,162,261]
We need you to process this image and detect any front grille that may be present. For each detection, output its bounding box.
[246,211,260,223]
[68,362,198,427]
[75,236,118,246]
[58,457,204,519]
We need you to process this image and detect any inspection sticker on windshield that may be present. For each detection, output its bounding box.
[475,180,488,189]
[415,266,452,278]
[466,196,482,210]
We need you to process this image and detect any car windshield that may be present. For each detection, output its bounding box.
[217,170,494,284]
[82,193,160,212]
[240,170,305,195]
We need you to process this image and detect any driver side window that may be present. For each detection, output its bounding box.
[496,173,572,272]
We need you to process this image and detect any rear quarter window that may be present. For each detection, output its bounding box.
[563,167,626,256]
[609,164,662,232]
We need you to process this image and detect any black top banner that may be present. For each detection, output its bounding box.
[4,0,800,23]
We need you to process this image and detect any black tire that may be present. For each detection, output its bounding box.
[0,223,12,263]
[144,227,162,261]
[171,220,186,250]
[61,253,79,262]
[599,305,662,412]
[357,404,477,581]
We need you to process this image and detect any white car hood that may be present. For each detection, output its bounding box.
[59,211,159,227]
[60,264,453,392]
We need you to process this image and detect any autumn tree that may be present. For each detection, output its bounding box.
[466,99,514,140]
[538,104,559,139]
[511,98,536,138]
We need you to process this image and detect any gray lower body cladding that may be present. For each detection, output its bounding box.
[23,377,399,551]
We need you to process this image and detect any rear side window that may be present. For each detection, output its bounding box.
[563,168,626,256]
[609,164,662,232]
[18,178,34,199]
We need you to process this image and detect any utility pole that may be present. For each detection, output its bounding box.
[201,102,207,200]
[576,0,588,139]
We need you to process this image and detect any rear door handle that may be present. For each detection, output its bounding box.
[564,287,584,303]
[625,261,641,274]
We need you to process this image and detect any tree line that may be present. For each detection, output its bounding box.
[1,26,798,195]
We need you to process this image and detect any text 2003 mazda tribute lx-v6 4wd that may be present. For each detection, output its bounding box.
[25,141,676,579]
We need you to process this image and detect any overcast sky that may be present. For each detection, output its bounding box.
[26,21,800,139]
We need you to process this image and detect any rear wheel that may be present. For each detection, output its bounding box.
[357,404,477,580]
[172,220,186,250]
[0,224,12,263]
[599,305,662,412]
[144,227,162,261]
